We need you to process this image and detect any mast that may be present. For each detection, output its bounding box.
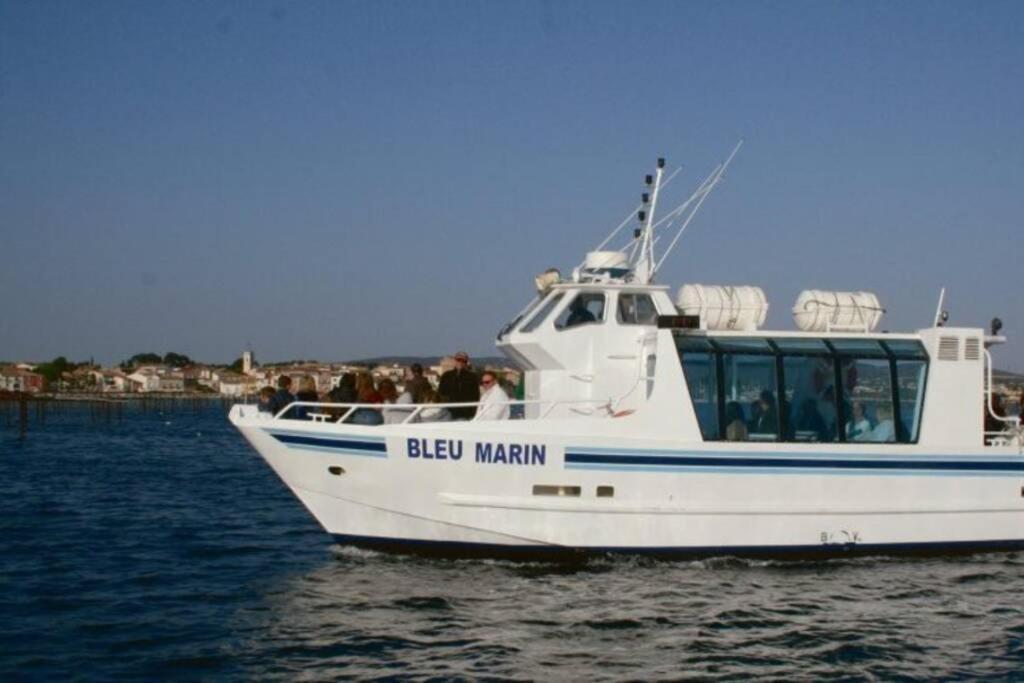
[632,157,665,284]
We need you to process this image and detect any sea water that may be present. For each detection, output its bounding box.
[1,404,1023,680]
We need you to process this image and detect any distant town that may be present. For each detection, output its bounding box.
[0,351,523,399]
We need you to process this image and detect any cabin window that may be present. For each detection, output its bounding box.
[520,293,565,333]
[675,335,929,444]
[555,292,605,330]
[618,294,658,325]
[895,359,927,442]
[782,355,838,442]
[722,353,778,441]
[839,358,896,443]
[679,341,718,439]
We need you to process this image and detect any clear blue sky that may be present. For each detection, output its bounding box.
[2,1,1022,369]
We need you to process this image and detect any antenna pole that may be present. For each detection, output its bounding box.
[933,287,946,327]
[634,158,665,283]
[574,167,682,272]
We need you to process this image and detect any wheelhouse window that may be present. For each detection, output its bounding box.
[519,292,564,333]
[674,334,929,444]
[617,294,658,325]
[499,295,548,339]
[555,292,605,330]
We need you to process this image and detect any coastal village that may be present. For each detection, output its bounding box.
[0,350,523,400]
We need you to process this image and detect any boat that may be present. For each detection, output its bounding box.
[229,145,1024,559]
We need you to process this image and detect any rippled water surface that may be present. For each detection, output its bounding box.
[2,403,1023,681]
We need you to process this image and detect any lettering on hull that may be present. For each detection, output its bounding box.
[475,442,546,466]
[406,439,463,460]
[406,439,546,466]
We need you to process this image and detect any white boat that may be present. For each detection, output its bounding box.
[230,147,1024,559]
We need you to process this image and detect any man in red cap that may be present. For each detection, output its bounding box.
[438,351,479,420]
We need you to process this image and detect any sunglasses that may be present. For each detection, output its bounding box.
[480,379,494,386]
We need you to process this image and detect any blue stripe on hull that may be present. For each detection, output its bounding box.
[331,534,1024,561]
[269,432,388,454]
[565,451,1024,475]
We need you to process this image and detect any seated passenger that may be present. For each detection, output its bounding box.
[267,375,296,417]
[328,372,357,403]
[355,372,382,404]
[257,385,276,413]
[795,398,827,441]
[345,372,384,425]
[564,297,596,328]
[725,401,748,441]
[346,407,384,426]
[404,363,431,402]
[750,390,778,435]
[294,375,319,420]
[476,371,510,420]
[870,404,896,442]
[846,401,872,441]
[416,388,452,423]
[381,379,414,425]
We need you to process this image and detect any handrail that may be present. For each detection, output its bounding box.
[271,397,614,424]
[983,349,1021,429]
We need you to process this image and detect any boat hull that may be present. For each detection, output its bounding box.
[230,405,1024,560]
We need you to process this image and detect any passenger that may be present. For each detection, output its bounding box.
[257,385,276,413]
[381,379,413,425]
[387,380,417,424]
[267,375,296,417]
[476,371,510,420]
[404,363,431,402]
[564,297,596,328]
[378,378,398,404]
[355,372,382,404]
[347,406,384,426]
[795,398,827,441]
[846,401,872,441]
[750,390,778,435]
[438,351,479,420]
[871,404,896,442]
[344,372,383,425]
[292,376,319,420]
[416,388,452,423]
[328,372,357,403]
[725,401,748,441]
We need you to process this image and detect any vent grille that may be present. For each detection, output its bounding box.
[964,337,981,361]
[937,337,959,361]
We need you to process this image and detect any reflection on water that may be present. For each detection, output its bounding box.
[1,406,1023,680]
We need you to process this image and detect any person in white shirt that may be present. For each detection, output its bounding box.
[870,404,896,442]
[476,371,510,421]
[846,401,872,441]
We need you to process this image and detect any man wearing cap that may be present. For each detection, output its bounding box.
[438,351,479,420]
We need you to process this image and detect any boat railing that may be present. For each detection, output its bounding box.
[983,348,1021,447]
[269,397,616,425]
